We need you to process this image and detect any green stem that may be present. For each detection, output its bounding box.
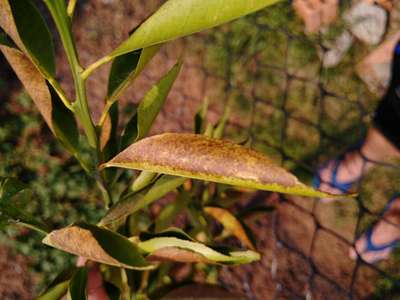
[43,0,97,149]
[120,268,131,300]
[81,56,113,80]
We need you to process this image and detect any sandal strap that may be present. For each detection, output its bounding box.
[364,227,400,252]
[330,157,355,192]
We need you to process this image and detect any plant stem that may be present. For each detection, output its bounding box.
[43,0,98,149]
[81,55,113,80]
[139,270,150,293]
[120,268,131,300]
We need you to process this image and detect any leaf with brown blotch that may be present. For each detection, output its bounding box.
[102,133,349,198]
[204,206,255,250]
[137,236,260,265]
[0,45,53,129]
[146,247,211,264]
[43,223,153,270]
[0,45,79,155]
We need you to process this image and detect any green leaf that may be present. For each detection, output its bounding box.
[0,30,12,46]
[102,133,346,198]
[0,177,26,201]
[37,268,76,300]
[50,86,80,156]
[0,45,80,156]
[108,50,141,98]
[121,62,181,148]
[69,267,88,300]
[110,0,280,58]
[136,231,260,265]
[194,97,209,134]
[120,109,138,150]
[204,206,255,250]
[131,171,158,193]
[108,45,160,102]
[2,0,56,77]
[213,106,230,139]
[0,177,48,233]
[100,175,185,226]
[42,223,154,270]
[140,227,195,242]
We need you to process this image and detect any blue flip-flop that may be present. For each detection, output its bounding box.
[313,146,368,194]
[355,193,400,264]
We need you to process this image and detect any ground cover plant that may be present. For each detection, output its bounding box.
[0,0,347,298]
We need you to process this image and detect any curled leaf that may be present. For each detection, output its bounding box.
[43,223,153,270]
[137,230,260,265]
[102,133,343,198]
[204,206,255,250]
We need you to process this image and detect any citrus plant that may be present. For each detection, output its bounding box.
[0,0,340,298]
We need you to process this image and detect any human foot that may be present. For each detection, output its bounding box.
[314,128,400,201]
[349,194,400,263]
[293,0,338,33]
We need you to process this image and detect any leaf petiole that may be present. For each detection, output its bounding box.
[81,55,113,80]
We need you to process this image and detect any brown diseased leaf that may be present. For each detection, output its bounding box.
[147,247,211,263]
[100,112,112,151]
[0,46,53,130]
[43,226,132,269]
[103,133,344,198]
[105,133,298,185]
